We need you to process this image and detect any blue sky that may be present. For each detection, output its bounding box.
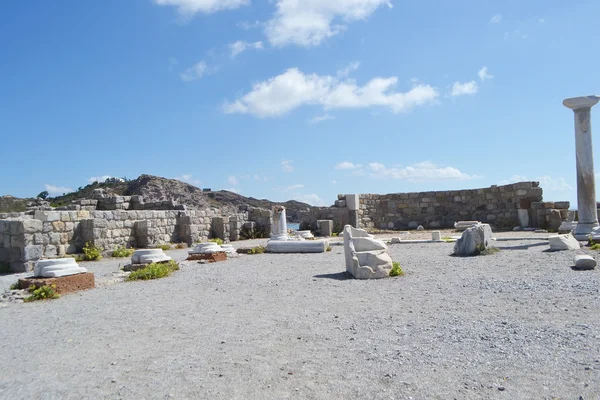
[1,0,599,207]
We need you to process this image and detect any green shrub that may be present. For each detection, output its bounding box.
[127,260,180,281]
[476,245,500,256]
[332,232,339,237]
[441,236,453,242]
[82,242,103,261]
[326,246,332,252]
[390,261,404,277]
[249,246,265,255]
[209,238,224,246]
[0,262,10,274]
[157,243,172,251]
[24,284,60,302]
[9,282,19,290]
[591,243,600,251]
[112,246,134,258]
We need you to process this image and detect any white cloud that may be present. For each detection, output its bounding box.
[88,175,116,184]
[238,20,263,30]
[224,67,439,118]
[331,180,337,184]
[293,193,325,206]
[229,40,264,58]
[275,184,305,192]
[536,176,572,192]
[265,0,393,47]
[490,14,502,23]
[478,66,494,82]
[367,161,478,181]
[500,175,572,192]
[44,184,73,196]
[335,161,362,170]
[505,29,527,40]
[538,18,545,24]
[337,61,360,78]
[168,57,178,72]
[451,81,478,97]
[309,113,335,124]
[175,174,201,185]
[180,61,210,82]
[224,187,240,193]
[154,0,249,16]
[227,176,238,185]
[281,160,295,172]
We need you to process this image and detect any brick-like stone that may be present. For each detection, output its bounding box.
[18,272,95,294]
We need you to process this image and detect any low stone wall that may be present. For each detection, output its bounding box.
[358,182,545,230]
[299,182,571,232]
[0,207,272,273]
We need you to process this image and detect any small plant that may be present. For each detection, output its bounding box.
[441,236,453,242]
[157,243,172,251]
[390,262,404,277]
[332,232,339,237]
[112,246,134,258]
[175,242,187,249]
[82,242,103,261]
[9,282,19,290]
[127,260,180,281]
[591,243,600,251]
[476,245,500,256]
[326,246,332,252]
[24,284,60,302]
[210,238,224,246]
[248,246,266,255]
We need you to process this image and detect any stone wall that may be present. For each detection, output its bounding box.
[299,182,571,232]
[0,206,272,273]
[358,182,545,230]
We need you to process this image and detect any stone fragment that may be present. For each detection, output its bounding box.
[344,225,392,279]
[390,237,402,244]
[131,249,172,264]
[317,220,333,237]
[548,210,563,232]
[454,221,480,231]
[34,258,88,278]
[346,195,359,211]
[573,254,596,270]
[548,234,581,251]
[417,225,424,231]
[431,231,442,241]
[453,223,493,257]
[517,209,529,228]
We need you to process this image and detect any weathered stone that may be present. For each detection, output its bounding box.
[453,224,493,257]
[34,258,87,278]
[131,249,172,264]
[432,231,442,241]
[22,245,43,261]
[548,234,580,251]
[317,220,333,237]
[548,210,563,232]
[344,225,392,279]
[573,255,596,270]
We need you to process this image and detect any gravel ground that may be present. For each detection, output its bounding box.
[1,234,599,399]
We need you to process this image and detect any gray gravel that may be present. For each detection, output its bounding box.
[1,238,599,399]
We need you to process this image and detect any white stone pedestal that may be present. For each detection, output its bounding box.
[34,259,88,278]
[563,95,600,240]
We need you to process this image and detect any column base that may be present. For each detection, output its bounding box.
[573,222,600,241]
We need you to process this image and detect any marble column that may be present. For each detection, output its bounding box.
[563,95,600,240]
[270,206,288,241]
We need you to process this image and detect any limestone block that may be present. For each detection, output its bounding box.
[559,221,577,234]
[548,234,580,251]
[453,224,493,257]
[34,258,88,278]
[573,255,596,270]
[517,209,529,228]
[432,231,442,241]
[44,245,58,257]
[548,210,563,232]
[266,239,329,254]
[346,194,360,211]
[189,243,223,254]
[343,225,392,279]
[317,220,333,237]
[22,245,43,261]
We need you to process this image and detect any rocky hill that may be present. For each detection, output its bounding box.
[4,175,312,221]
[0,196,31,213]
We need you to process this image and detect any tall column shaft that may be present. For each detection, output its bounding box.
[574,108,598,226]
[563,95,600,239]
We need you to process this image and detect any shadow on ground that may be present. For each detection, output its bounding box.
[313,272,351,281]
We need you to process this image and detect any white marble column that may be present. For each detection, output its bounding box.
[270,206,288,241]
[563,95,600,239]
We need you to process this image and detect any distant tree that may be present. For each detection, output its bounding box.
[37,191,49,200]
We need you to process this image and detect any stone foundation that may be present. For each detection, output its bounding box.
[186,252,228,263]
[19,272,95,294]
